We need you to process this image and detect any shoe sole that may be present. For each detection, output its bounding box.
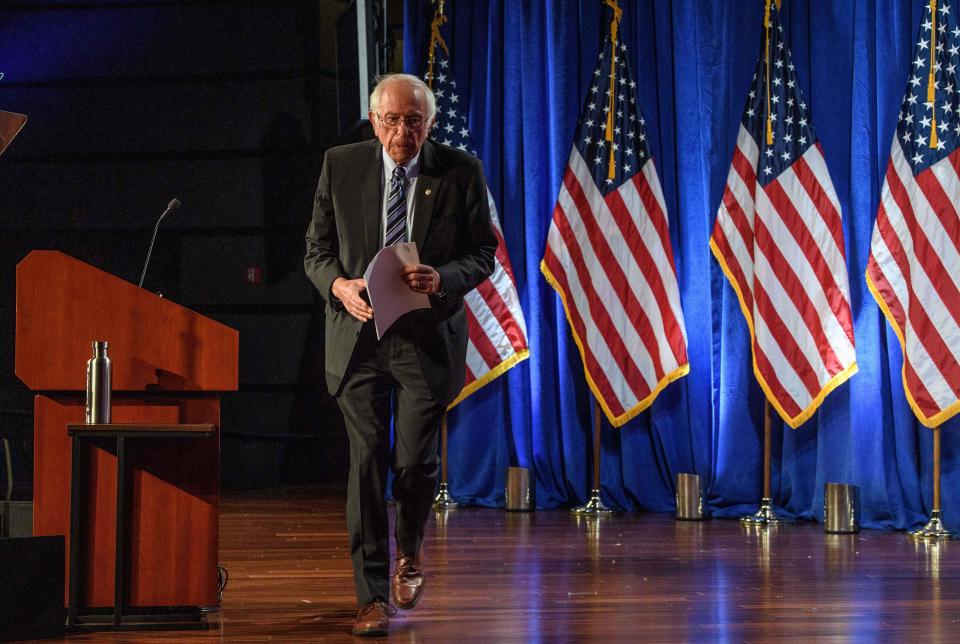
[394,597,418,609]
[352,626,388,637]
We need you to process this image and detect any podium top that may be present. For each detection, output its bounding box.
[16,251,239,392]
[0,111,27,156]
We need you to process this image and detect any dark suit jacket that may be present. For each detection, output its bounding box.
[304,138,497,406]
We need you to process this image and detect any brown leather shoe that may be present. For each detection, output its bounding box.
[351,599,395,637]
[392,552,425,609]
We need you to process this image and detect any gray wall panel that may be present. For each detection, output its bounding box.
[5,81,320,154]
[2,158,289,229]
[0,3,326,79]
[217,312,313,384]
[180,235,316,306]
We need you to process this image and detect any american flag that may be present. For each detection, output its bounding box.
[710,2,857,428]
[867,1,960,427]
[540,9,689,427]
[424,22,530,408]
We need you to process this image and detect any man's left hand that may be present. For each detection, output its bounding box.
[401,264,442,295]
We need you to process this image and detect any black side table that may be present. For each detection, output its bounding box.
[66,423,214,631]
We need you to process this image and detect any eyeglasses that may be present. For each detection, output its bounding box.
[376,113,427,131]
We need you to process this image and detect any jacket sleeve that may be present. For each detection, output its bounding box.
[434,158,498,301]
[304,151,346,309]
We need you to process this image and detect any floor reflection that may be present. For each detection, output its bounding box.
[45,491,960,642]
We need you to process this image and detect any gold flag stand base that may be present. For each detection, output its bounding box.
[908,510,957,541]
[433,415,458,511]
[739,497,793,527]
[432,482,459,511]
[571,402,620,517]
[741,403,793,527]
[570,488,618,516]
[908,427,955,540]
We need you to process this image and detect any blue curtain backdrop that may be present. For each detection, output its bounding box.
[402,0,959,530]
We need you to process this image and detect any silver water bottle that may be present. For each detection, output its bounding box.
[85,340,112,424]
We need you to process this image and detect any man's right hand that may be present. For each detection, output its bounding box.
[332,277,374,322]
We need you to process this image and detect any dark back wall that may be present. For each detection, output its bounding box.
[0,0,355,494]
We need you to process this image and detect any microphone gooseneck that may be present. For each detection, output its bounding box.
[138,198,181,288]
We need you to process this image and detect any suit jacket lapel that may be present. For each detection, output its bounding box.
[360,140,383,263]
[411,140,440,253]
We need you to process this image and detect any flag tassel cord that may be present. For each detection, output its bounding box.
[604,0,623,180]
[929,0,940,148]
[763,0,783,145]
[764,0,774,145]
[426,2,449,91]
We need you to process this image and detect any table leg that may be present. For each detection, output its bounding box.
[114,436,126,627]
[68,436,83,627]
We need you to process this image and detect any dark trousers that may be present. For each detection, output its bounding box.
[336,322,444,606]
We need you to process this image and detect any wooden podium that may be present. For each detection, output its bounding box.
[15,251,238,620]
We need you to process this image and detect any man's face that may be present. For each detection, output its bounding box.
[370,81,433,165]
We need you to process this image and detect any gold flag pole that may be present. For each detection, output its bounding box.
[909,426,956,540]
[571,0,624,518]
[433,414,458,510]
[571,400,618,515]
[740,0,789,529]
[426,0,457,512]
[740,400,792,526]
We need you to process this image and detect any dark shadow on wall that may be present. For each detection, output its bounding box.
[275,118,376,485]
[257,111,344,485]
[261,111,318,284]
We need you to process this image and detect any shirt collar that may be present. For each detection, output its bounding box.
[382,148,421,181]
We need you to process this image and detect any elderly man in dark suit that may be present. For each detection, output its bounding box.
[304,73,497,637]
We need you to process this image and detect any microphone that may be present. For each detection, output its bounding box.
[138,198,181,288]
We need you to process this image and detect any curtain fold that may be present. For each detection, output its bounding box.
[403,0,959,530]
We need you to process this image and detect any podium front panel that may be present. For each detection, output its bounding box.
[33,395,220,608]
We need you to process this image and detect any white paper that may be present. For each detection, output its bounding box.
[363,242,430,339]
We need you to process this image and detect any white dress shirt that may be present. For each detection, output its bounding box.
[380,150,420,247]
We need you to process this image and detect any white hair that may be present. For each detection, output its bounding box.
[369,73,437,121]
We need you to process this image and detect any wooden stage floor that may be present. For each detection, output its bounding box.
[54,486,958,642]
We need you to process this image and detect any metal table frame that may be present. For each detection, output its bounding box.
[66,423,214,631]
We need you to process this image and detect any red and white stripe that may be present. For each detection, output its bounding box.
[711,124,857,428]
[866,140,960,426]
[541,149,689,427]
[451,188,529,407]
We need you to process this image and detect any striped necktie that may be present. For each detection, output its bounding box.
[384,165,407,246]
